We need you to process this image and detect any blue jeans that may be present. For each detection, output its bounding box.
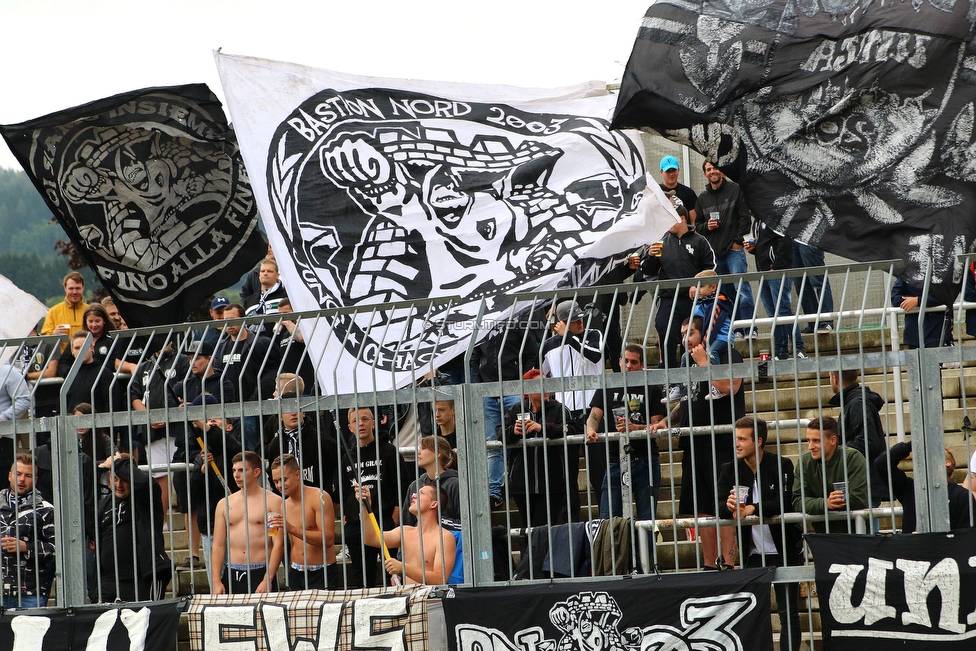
[715,249,755,330]
[483,395,520,500]
[791,242,834,325]
[3,595,41,608]
[759,277,804,358]
[600,455,661,521]
[242,415,260,452]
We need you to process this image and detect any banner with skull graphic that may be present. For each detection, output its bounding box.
[443,569,773,651]
[0,84,267,327]
[612,0,976,296]
[216,53,676,394]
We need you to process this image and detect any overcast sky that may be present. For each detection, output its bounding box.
[0,0,650,170]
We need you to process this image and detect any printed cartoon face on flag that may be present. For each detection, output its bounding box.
[272,97,642,306]
[612,0,976,292]
[267,89,646,374]
[54,126,228,271]
[1,85,266,327]
[218,54,675,393]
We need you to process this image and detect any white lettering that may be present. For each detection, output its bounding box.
[457,626,521,651]
[83,609,119,651]
[828,559,896,625]
[352,597,408,651]
[10,615,50,651]
[120,608,153,650]
[202,605,257,651]
[897,558,965,633]
[261,602,343,651]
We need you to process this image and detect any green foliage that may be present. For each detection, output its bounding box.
[0,252,96,303]
[0,168,60,257]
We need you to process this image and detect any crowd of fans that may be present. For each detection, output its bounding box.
[0,157,973,624]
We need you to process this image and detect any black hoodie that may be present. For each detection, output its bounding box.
[829,382,886,462]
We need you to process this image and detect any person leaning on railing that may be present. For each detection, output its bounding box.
[877,442,976,533]
[502,368,578,528]
[95,455,171,602]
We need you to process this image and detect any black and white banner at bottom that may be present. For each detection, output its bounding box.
[441,569,773,651]
[808,529,976,649]
[0,598,182,651]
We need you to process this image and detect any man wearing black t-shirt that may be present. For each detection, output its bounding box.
[267,299,316,395]
[216,304,273,451]
[585,345,666,521]
[340,407,400,588]
[638,212,715,369]
[658,155,698,223]
[652,316,744,569]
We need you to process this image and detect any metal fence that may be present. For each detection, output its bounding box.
[0,258,973,648]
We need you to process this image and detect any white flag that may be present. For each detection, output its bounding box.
[0,273,49,365]
[216,53,675,393]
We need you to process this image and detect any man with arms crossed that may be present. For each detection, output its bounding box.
[211,451,284,594]
[357,484,456,585]
[270,454,337,590]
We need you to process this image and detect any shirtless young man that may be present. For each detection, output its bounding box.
[270,454,337,590]
[357,484,456,585]
[210,451,284,594]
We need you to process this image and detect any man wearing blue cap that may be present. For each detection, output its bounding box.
[658,155,697,224]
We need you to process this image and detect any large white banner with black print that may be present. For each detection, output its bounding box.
[612,0,976,298]
[0,599,181,651]
[442,569,773,651]
[216,53,677,394]
[0,85,267,328]
[808,530,976,649]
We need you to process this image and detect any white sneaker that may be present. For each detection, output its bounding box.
[816,323,834,334]
[942,361,961,369]
[704,385,727,401]
[796,351,807,359]
[661,384,686,404]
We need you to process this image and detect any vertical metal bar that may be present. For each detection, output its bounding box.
[460,382,493,585]
[49,415,87,606]
[905,349,950,532]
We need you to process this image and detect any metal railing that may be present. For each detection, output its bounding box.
[0,256,971,642]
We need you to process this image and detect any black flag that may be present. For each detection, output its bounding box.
[0,598,182,650]
[807,531,976,649]
[612,1,976,294]
[1,84,266,327]
[443,570,773,651]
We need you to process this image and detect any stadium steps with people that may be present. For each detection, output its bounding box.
[166,325,975,651]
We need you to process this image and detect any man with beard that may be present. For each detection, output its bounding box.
[41,272,87,336]
[658,155,697,223]
[637,205,715,369]
[0,454,56,608]
[694,161,756,340]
